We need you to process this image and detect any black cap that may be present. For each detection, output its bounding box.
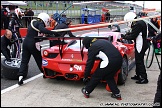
[82,36,94,49]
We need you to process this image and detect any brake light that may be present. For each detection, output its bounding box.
[43,50,48,56]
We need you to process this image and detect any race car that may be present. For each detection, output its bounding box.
[41,31,135,85]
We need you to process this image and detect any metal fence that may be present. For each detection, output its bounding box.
[24,1,133,17]
[19,1,144,26]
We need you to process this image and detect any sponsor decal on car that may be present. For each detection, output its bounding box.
[42,59,48,66]
[74,65,82,71]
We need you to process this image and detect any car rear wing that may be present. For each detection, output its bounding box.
[34,37,110,60]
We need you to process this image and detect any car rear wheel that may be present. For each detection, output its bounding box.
[1,58,28,80]
[117,57,128,85]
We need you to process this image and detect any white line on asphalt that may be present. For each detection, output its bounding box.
[1,73,43,95]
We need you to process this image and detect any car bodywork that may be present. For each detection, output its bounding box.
[41,31,135,85]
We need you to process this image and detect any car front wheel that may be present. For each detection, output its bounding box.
[117,57,128,85]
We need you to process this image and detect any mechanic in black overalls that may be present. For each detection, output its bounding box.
[81,37,123,100]
[123,12,148,84]
[153,33,161,107]
[18,13,56,85]
[8,8,24,58]
[1,29,14,62]
[49,19,76,47]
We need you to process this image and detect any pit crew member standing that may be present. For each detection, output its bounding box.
[153,33,161,107]
[8,8,24,58]
[18,13,56,85]
[123,12,148,84]
[49,19,76,47]
[8,8,24,40]
[81,37,123,100]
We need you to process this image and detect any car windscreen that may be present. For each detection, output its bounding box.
[68,32,113,49]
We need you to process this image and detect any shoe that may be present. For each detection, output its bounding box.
[81,87,89,98]
[111,93,122,100]
[131,75,139,80]
[18,76,24,85]
[136,78,148,84]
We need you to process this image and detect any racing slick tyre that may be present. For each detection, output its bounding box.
[117,57,128,85]
[1,58,28,80]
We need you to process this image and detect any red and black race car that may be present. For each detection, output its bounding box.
[40,31,135,85]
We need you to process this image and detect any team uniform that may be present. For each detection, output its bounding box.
[18,13,55,85]
[82,37,122,100]
[50,20,76,47]
[123,12,148,84]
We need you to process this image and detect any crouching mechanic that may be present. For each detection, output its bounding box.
[18,13,56,85]
[1,29,15,62]
[81,37,123,100]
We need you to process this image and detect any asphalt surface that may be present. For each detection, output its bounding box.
[1,55,161,107]
[1,25,161,107]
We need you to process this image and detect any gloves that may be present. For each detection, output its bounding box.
[147,37,153,41]
[83,77,90,84]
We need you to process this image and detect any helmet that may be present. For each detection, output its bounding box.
[15,8,24,19]
[82,37,95,49]
[37,13,50,26]
[124,12,137,28]
[15,8,23,19]
[65,19,72,25]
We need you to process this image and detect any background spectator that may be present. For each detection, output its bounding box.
[27,8,34,26]
[1,5,8,29]
[148,17,160,55]
[105,10,110,22]
[49,14,57,28]
[5,6,10,28]
[24,8,29,27]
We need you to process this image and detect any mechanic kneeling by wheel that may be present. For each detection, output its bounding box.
[18,13,56,85]
[1,29,15,62]
[81,37,123,100]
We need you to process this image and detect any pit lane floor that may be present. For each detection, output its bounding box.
[1,54,161,107]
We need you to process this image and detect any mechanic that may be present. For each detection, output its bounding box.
[108,19,121,32]
[1,29,15,62]
[8,8,24,41]
[148,17,161,55]
[152,33,161,107]
[8,8,24,58]
[18,13,56,85]
[122,12,148,84]
[49,19,76,47]
[81,37,123,100]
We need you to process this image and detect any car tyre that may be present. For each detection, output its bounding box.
[117,57,128,85]
[43,74,46,78]
[1,58,28,80]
